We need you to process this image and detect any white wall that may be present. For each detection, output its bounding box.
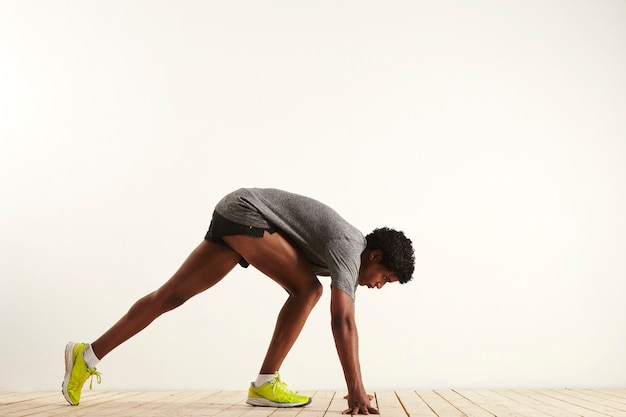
[1,1,625,392]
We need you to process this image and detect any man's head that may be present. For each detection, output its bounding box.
[358,227,415,289]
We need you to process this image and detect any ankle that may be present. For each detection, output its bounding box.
[254,373,276,387]
[82,344,101,369]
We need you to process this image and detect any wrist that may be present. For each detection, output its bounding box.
[347,382,366,396]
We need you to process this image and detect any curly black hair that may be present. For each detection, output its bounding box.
[365,227,415,284]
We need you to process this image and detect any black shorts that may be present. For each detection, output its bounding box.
[204,211,276,268]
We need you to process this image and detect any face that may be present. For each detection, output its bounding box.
[358,250,399,289]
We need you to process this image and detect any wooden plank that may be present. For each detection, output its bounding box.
[84,391,194,416]
[185,391,245,416]
[74,392,165,417]
[238,404,282,417]
[494,390,581,417]
[583,390,626,405]
[84,391,186,417]
[435,390,495,417]
[602,391,626,400]
[565,390,626,412]
[474,390,553,417]
[88,391,183,417]
[326,391,348,415]
[133,391,224,417]
[298,390,334,417]
[132,391,217,417]
[0,391,60,406]
[1,391,118,416]
[198,401,249,417]
[189,391,249,417]
[6,391,146,417]
[521,389,613,417]
[453,390,524,417]
[92,391,194,417]
[416,390,466,417]
[375,390,407,417]
[49,391,222,417]
[539,389,626,417]
[0,392,18,403]
[395,390,438,417]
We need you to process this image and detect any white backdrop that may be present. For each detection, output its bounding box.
[1,1,625,392]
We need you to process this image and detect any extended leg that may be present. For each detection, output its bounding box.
[91,240,240,359]
[63,240,240,405]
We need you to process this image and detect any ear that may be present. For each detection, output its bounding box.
[369,249,383,262]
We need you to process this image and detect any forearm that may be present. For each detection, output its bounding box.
[331,318,365,395]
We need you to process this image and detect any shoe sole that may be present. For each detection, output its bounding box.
[246,397,312,408]
[62,342,77,406]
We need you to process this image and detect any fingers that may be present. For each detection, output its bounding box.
[342,407,366,415]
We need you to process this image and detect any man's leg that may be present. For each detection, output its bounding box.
[92,240,241,359]
[223,231,323,374]
[63,240,240,405]
[224,231,321,408]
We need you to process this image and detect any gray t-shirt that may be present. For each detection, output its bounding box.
[214,188,365,299]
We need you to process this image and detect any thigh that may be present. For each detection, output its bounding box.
[155,240,241,302]
[223,231,320,295]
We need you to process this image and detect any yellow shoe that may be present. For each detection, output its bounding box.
[246,373,311,407]
[62,342,102,405]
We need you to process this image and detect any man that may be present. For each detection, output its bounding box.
[63,188,415,415]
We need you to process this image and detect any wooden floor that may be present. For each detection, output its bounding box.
[2,389,626,417]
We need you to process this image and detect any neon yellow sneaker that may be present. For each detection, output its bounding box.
[246,373,311,407]
[62,342,102,406]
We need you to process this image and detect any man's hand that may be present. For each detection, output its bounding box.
[342,392,379,415]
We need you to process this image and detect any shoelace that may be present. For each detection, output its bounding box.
[87,368,102,390]
[270,374,296,401]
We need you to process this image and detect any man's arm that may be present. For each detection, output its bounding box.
[330,288,379,415]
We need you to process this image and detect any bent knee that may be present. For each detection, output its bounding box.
[312,280,323,301]
[291,279,323,302]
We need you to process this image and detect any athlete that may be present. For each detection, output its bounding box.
[62,188,415,415]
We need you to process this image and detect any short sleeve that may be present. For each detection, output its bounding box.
[325,237,365,300]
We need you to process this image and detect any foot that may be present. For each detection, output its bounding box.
[246,373,311,408]
[62,342,102,405]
